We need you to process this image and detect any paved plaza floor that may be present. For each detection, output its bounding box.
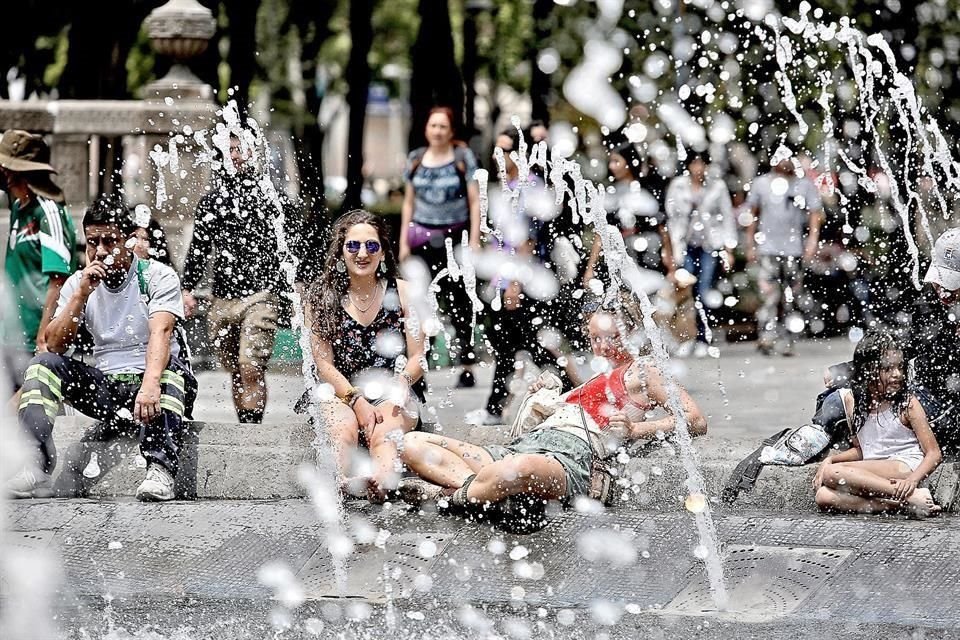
[194,335,854,444]
[6,335,960,638]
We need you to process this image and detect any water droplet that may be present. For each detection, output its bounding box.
[557,609,576,626]
[418,540,437,558]
[83,453,101,478]
[509,545,529,560]
[685,493,707,514]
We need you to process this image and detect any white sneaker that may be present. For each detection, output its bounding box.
[136,463,175,502]
[464,408,501,426]
[6,467,54,499]
[693,342,710,358]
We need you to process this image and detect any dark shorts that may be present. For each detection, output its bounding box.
[484,428,592,501]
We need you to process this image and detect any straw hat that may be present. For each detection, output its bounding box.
[0,130,64,202]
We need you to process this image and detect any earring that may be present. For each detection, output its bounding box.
[336,260,345,273]
[379,261,387,274]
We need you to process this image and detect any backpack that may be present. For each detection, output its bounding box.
[721,386,853,504]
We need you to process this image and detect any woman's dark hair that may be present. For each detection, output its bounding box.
[82,193,132,231]
[850,329,910,434]
[685,149,711,167]
[308,209,398,342]
[610,142,644,182]
[497,127,521,151]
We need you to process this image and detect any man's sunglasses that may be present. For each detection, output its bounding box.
[345,240,382,254]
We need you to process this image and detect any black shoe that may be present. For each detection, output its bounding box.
[456,369,476,388]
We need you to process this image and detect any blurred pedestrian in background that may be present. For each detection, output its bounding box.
[399,106,481,388]
[745,153,824,356]
[583,141,675,288]
[665,150,736,357]
[466,128,571,426]
[181,133,305,424]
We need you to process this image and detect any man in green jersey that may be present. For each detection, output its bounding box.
[1,130,78,389]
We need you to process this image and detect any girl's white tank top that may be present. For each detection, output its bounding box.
[857,404,923,463]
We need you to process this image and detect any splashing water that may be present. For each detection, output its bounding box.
[152,100,350,593]
[773,1,959,287]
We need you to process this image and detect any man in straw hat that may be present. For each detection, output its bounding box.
[1,130,78,389]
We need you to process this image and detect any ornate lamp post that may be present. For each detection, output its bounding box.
[143,0,217,101]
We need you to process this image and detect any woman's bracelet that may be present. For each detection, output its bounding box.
[339,386,362,407]
[398,371,415,386]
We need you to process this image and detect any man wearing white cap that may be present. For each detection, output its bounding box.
[0,130,78,390]
[907,226,960,456]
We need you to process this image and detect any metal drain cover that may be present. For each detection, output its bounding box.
[298,532,452,601]
[661,545,852,622]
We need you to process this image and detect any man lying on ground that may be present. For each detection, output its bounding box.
[397,295,707,511]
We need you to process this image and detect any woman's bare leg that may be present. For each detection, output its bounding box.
[318,400,360,480]
[365,401,419,497]
[401,432,494,488]
[467,454,567,504]
[820,460,941,516]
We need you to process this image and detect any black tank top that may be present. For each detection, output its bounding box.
[332,277,426,402]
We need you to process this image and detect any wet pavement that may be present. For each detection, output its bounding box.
[6,335,960,638]
[6,499,960,638]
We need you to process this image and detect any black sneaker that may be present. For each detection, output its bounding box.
[456,369,476,388]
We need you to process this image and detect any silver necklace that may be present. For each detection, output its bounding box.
[347,280,384,313]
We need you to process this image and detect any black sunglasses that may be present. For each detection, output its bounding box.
[345,240,382,254]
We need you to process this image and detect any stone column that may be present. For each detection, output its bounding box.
[138,0,218,268]
[50,134,92,212]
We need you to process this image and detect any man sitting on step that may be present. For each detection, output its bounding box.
[7,193,196,501]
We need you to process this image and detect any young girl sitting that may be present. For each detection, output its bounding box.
[813,330,942,517]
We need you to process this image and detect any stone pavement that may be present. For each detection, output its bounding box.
[6,335,960,638]
[5,499,960,638]
[194,335,854,443]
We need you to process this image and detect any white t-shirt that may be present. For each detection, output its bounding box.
[55,258,184,374]
[747,172,822,257]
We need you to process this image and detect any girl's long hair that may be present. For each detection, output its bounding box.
[850,329,910,434]
[308,210,398,342]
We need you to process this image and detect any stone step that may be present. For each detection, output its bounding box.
[46,417,960,513]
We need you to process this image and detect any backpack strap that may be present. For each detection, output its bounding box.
[407,147,428,178]
[136,258,151,298]
[720,427,791,504]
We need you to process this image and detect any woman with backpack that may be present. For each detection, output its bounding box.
[399,106,481,388]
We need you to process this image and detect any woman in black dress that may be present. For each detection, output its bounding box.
[308,210,427,500]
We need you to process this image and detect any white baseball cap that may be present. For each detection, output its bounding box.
[924,227,960,291]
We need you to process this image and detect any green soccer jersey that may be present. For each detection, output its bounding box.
[3,196,78,351]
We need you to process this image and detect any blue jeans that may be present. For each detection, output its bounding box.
[683,245,720,343]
